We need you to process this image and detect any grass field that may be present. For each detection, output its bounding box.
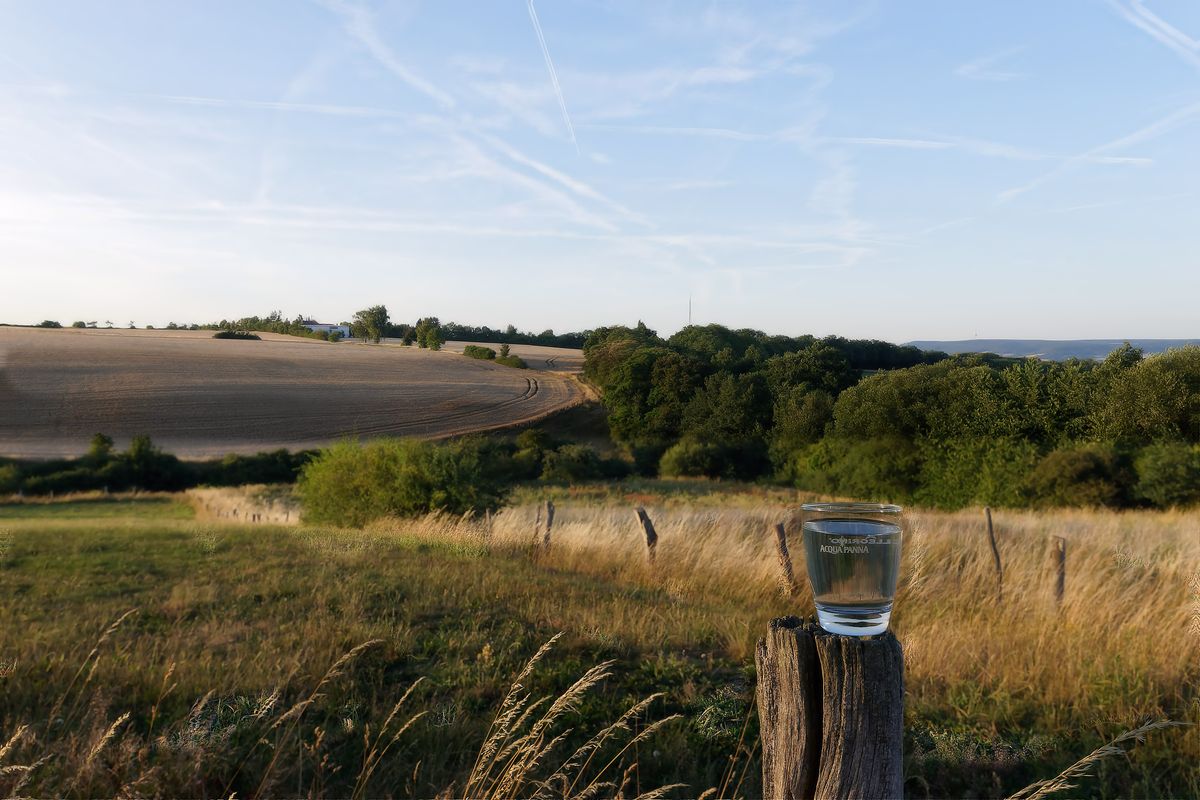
[0,328,585,459]
[1,492,1196,798]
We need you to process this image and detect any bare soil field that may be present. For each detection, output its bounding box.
[0,328,585,458]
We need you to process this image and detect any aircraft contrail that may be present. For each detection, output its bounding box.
[527,0,579,153]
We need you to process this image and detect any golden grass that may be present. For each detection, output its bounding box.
[375,499,1200,769]
[0,616,681,800]
[2,495,1195,796]
[187,485,300,524]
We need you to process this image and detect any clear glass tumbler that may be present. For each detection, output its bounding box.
[801,502,903,636]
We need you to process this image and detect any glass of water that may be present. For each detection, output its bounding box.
[801,502,903,636]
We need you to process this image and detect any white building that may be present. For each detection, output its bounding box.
[302,322,351,338]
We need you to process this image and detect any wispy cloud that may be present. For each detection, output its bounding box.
[916,216,975,236]
[577,122,778,141]
[955,46,1029,81]
[1049,191,1193,213]
[568,64,768,122]
[315,0,456,109]
[998,99,1200,202]
[832,133,1152,165]
[831,136,953,150]
[475,131,649,227]
[526,0,577,152]
[1107,0,1200,71]
[148,93,415,120]
[652,179,734,192]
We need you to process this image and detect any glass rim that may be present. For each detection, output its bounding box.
[801,502,902,514]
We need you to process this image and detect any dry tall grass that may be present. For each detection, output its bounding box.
[0,621,681,799]
[375,499,1200,777]
[187,485,300,525]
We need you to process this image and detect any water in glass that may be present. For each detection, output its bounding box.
[802,516,901,635]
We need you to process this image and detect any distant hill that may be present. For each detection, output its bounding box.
[905,339,1200,362]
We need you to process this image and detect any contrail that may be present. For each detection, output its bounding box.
[527,0,578,153]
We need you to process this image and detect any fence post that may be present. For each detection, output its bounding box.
[1053,536,1066,606]
[542,500,555,550]
[984,506,1003,602]
[774,523,800,598]
[756,616,904,799]
[533,504,542,549]
[634,507,657,565]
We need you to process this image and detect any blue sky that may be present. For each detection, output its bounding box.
[1,0,1197,341]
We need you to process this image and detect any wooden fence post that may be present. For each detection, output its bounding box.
[756,616,904,800]
[542,500,555,549]
[774,523,800,598]
[533,504,542,549]
[1053,536,1066,606]
[984,506,1003,602]
[634,507,657,565]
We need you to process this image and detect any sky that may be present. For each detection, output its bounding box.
[1,0,1198,342]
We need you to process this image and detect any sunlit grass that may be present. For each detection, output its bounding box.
[0,494,1196,797]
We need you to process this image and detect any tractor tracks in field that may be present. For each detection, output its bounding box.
[333,375,552,440]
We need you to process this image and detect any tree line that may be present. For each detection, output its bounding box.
[22,311,590,351]
[0,434,314,496]
[583,323,1200,509]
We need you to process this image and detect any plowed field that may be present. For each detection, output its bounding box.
[0,328,585,458]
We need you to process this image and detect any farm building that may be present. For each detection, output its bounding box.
[302,322,351,338]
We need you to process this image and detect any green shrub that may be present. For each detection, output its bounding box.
[790,437,920,503]
[0,463,22,494]
[463,345,497,360]
[1025,443,1129,508]
[36,320,62,328]
[537,444,628,483]
[659,439,726,478]
[495,355,528,369]
[830,437,921,503]
[1134,442,1200,508]
[193,450,316,487]
[86,433,115,463]
[512,447,544,480]
[515,428,552,452]
[298,438,512,526]
[22,467,106,495]
[213,330,262,340]
[540,444,611,483]
[915,437,1040,509]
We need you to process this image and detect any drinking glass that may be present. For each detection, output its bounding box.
[801,502,903,636]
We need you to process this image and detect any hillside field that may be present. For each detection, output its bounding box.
[0,328,585,458]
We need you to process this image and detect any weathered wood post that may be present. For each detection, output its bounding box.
[542,500,555,550]
[634,507,657,565]
[756,617,904,799]
[533,504,542,549]
[1053,536,1066,606]
[774,523,801,598]
[984,506,1003,602]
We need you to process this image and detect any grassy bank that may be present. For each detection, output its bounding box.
[0,496,1196,797]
